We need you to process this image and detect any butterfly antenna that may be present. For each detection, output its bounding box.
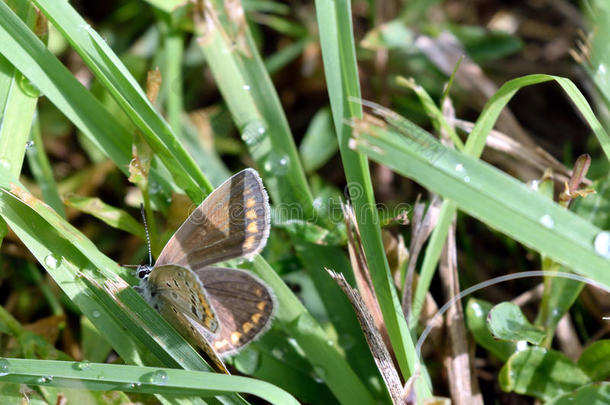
[140,203,153,266]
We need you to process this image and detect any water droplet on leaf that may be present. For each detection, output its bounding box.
[76,361,91,371]
[0,358,9,376]
[539,214,554,229]
[44,255,61,269]
[594,231,610,259]
[149,370,168,385]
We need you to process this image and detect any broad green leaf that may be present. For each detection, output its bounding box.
[487,302,545,345]
[546,382,610,405]
[465,299,516,361]
[499,347,590,400]
[578,340,610,381]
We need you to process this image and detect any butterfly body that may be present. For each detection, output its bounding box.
[137,169,274,372]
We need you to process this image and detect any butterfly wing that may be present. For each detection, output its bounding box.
[155,169,270,269]
[146,264,219,333]
[194,267,276,357]
[145,264,230,373]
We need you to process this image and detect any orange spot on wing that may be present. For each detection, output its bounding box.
[247,222,258,233]
[243,235,256,249]
[251,313,262,323]
[214,340,229,350]
[246,209,257,220]
[242,322,254,333]
[257,301,267,311]
[246,198,256,208]
[230,332,242,344]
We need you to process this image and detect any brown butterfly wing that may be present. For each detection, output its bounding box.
[145,264,229,373]
[194,267,276,357]
[155,169,270,269]
[146,264,218,333]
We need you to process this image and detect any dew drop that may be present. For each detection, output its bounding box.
[76,361,91,371]
[516,341,528,351]
[92,310,101,319]
[599,64,607,75]
[17,72,40,98]
[594,231,610,259]
[0,358,9,377]
[241,121,267,147]
[455,163,464,172]
[25,140,34,150]
[463,176,470,183]
[149,370,168,385]
[0,159,11,170]
[263,153,289,176]
[539,214,554,229]
[528,180,539,191]
[243,84,251,91]
[312,366,326,383]
[44,254,61,269]
[471,303,484,318]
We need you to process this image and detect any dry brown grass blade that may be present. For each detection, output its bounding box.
[439,222,483,405]
[341,202,392,351]
[326,268,405,405]
[402,196,441,321]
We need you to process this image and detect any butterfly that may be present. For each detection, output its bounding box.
[136,169,275,373]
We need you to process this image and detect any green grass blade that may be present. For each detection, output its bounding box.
[194,3,379,401]
[0,358,298,405]
[30,0,213,201]
[352,115,610,288]
[465,74,610,163]
[194,3,314,216]
[411,74,610,325]
[314,0,428,395]
[249,256,378,405]
[0,1,132,174]
[26,119,65,217]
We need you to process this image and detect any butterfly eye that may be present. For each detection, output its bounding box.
[137,269,149,279]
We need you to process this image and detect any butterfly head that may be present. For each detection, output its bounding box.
[136,265,153,280]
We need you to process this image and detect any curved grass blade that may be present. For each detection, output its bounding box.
[351,114,610,289]
[0,1,132,175]
[0,358,298,405]
[408,74,610,324]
